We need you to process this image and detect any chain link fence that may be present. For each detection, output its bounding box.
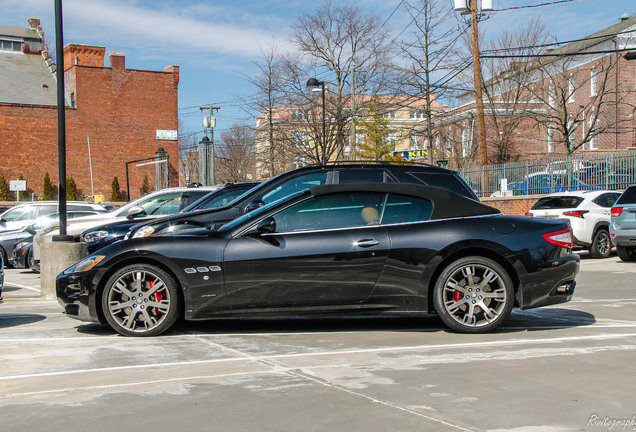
[459,150,636,198]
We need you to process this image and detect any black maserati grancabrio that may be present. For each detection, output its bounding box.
[57,183,580,337]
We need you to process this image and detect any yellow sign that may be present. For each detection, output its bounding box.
[94,194,104,203]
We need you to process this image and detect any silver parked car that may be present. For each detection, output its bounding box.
[610,185,636,262]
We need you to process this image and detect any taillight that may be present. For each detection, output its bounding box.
[562,210,588,218]
[543,228,573,249]
[611,207,623,217]
[525,212,533,217]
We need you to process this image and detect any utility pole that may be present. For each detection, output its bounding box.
[469,0,488,166]
[199,104,220,185]
[350,64,356,160]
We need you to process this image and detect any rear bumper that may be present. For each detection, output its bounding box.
[518,253,580,310]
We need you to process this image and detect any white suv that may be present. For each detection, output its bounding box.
[526,190,621,258]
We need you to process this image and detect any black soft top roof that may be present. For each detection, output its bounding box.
[309,183,500,219]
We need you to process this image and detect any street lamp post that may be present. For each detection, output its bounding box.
[306,78,326,164]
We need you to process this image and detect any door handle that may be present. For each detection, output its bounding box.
[354,239,379,248]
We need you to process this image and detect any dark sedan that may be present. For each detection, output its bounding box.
[57,183,579,337]
[80,182,260,254]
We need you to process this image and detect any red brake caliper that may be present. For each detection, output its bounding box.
[453,290,462,302]
[149,281,164,315]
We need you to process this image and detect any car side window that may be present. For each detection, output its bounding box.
[1,206,36,221]
[260,172,328,205]
[180,190,211,210]
[139,192,183,215]
[274,192,386,232]
[200,189,248,210]
[381,194,433,225]
[594,193,620,208]
[37,205,57,217]
[337,169,391,184]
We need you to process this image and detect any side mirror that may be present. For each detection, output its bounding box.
[246,200,265,213]
[0,218,6,225]
[126,206,147,219]
[25,224,37,235]
[256,217,276,234]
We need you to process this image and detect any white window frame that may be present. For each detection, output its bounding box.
[547,125,555,153]
[409,131,419,149]
[568,76,575,103]
[590,69,598,96]
[548,83,555,108]
[589,113,598,150]
[461,127,470,157]
[387,132,397,146]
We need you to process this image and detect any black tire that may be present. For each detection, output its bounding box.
[0,247,7,268]
[28,249,39,274]
[589,229,612,259]
[101,264,181,337]
[433,256,515,333]
[617,246,636,262]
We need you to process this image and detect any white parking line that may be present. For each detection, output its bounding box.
[2,331,636,382]
[4,282,40,292]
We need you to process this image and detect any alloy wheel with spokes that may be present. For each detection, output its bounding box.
[102,264,181,336]
[433,256,514,333]
[589,229,611,259]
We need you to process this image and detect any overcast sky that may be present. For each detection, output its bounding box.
[2,0,635,140]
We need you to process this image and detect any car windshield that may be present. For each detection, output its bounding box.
[532,196,584,209]
[217,191,306,232]
[181,187,252,213]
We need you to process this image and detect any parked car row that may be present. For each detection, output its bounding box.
[610,184,636,262]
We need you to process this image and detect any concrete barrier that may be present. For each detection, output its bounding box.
[39,239,87,300]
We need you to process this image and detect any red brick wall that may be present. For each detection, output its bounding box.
[482,195,539,216]
[0,52,179,201]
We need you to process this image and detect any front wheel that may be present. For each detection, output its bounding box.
[589,229,612,259]
[102,264,181,337]
[433,256,514,333]
[617,246,636,262]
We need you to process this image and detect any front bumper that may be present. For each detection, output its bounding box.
[518,253,580,310]
[56,270,103,323]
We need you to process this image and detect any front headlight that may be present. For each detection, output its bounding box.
[132,226,155,238]
[64,255,105,274]
[82,230,109,243]
[14,241,31,250]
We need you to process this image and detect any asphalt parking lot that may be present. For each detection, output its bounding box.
[1,253,635,432]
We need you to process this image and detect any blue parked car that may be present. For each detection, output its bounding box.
[511,174,601,195]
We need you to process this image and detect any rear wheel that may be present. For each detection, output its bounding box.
[102,264,181,337]
[433,256,514,333]
[589,229,612,259]
[0,247,7,268]
[617,246,636,262]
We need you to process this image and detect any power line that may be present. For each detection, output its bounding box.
[481,47,634,58]
[481,28,636,55]
[492,0,580,12]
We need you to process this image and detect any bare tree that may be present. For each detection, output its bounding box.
[178,122,199,185]
[530,52,633,155]
[245,43,288,177]
[284,1,395,163]
[398,0,460,163]
[479,17,550,163]
[216,124,256,183]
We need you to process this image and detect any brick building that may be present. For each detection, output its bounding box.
[0,18,179,200]
[425,14,636,168]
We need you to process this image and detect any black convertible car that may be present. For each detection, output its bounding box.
[57,183,579,336]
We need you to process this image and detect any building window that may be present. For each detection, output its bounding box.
[409,131,419,149]
[387,132,397,146]
[589,114,598,150]
[590,69,598,96]
[462,127,470,157]
[290,109,309,121]
[356,133,364,144]
[70,92,75,108]
[0,39,22,51]
[291,131,311,147]
[547,125,555,153]
[568,76,575,103]
[567,118,576,149]
[383,110,396,119]
[410,110,425,119]
[548,83,555,108]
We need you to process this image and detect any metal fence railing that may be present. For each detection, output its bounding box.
[459,150,636,198]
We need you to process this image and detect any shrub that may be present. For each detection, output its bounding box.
[0,173,8,201]
[110,176,121,202]
[140,174,151,196]
[42,172,53,200]
[66,175,77,200]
